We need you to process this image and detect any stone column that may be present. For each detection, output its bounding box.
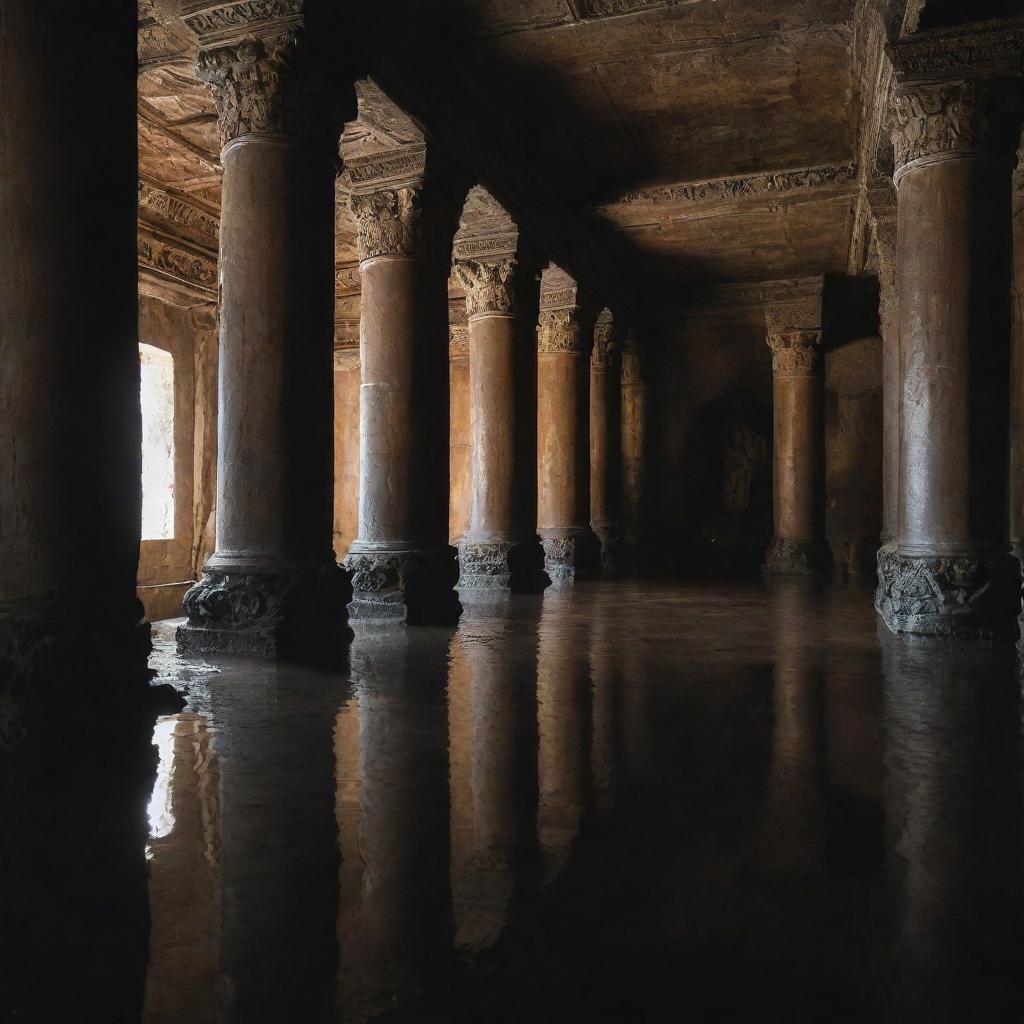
[536,265,600,587]
[0,1,147,713]
[341,150,458,624]
[453,187,543,594]
[620,330,648,569]
[449,311,471,547]
[876,70,1022,638]
[763,282,825,575]
[178,27,343,656]
[590,309,623,572]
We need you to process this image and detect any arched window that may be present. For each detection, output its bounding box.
[140,343,175,541]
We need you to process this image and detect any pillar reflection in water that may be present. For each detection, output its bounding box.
[339,627,453,1019]
[762,579,825,872]
[144,713,223,1024]
[450,596,539,953]
[537,588,591,882]
[207,664,342,1023]
[588,591,625,817]
[881,635,1023,1022]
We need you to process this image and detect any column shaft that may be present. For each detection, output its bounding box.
[449,323,471,546]
[343,178,456,624]
[877,75,1022,638]
[620,333,648,569]
[590,312,622,571]
[0,1,146,705]
[179,32,342,657]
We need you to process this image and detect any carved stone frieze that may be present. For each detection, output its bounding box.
[138,181,219,247]
[876,548,1020,639]
[335,263,360,293]
[766,331,822,378]
[457,541,512,591]
[764,278,823,335]
[580,0,665,17]
[609,162,857,208]
[196,32,312,147]
[538,309,585,354]
[349,184,422,262]
[449,325,470,358]
[138,229,217,295]
[182,0,302,38]
[344,150,426,188]
[891,78,1023,178]
[890,26,1024,81]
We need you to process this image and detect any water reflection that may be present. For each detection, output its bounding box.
[5,582,1024,1020]
[880,633,1024,1022]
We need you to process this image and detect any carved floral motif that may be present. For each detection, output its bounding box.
[876,549,1020,639]
[182,571,287,628]
[457,541,512,590]
[196,32,310,146]
[767,332,822,377]
[891,79,1022,177]
[542,536,576,586]
[538,310,584,354]
[453,258,527,319]
[349,185,421,262]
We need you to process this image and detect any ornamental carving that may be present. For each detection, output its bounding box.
[592,314,616,369]
[346,151,425,187]
[349,185,421,262]
[891,27,1024,79]
[138,182,219,245]
[453,258,528,319]
[542,536,576,587]
[876,549,1020,639]
[890,79,1023,177]
[182,571,287,628]
[612,162,856,207]
[581,0,663,16]
[449,325,470,358]
[183,0,301,36]
[138,234,217,293]
[343,551,414,596]
[538,310,584,354]
[767,332,821,377]
[457,541,512,590]
[196,32,311,146]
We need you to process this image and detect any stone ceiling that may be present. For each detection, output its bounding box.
[136,0,1020,310]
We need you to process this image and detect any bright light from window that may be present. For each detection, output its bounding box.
[140,343,175,540]
[147,715,178,842]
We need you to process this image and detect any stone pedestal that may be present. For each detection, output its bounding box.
[453,187,543,594]
[0,2,148,723]
[876,73,1022,639]
[341,155,458,625]
[620,330,648,570]
[590,310,623,573]
[178,31,344,657]
[536,266,600,588]
[763,283,826,576]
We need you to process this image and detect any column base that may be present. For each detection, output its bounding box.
[342,547,459,626]
[540,530,602,589]
[876,548,1020,640]
[874,539,898,615]
[177,563,347,658]
[762,538,823,576]
[457,538,546,594]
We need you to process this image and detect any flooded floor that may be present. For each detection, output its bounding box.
[4,579,1023,1022]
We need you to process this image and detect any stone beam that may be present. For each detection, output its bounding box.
[598,163,858,216]
[137,223,217,300]
[138,177,220,249]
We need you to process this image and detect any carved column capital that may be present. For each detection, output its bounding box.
[349,182,424,262]
[591,311,617,369]
[452,256,538,319]
[537,308,587,354]
[890,77,1023,182]
[621,331,646,385]
[766,331,822,378]
[196,31,327,149]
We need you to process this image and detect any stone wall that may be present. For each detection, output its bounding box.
[650,316,773,574]
[825,336,882,574]
[136,292,217,620]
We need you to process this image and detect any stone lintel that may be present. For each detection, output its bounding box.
[138,177,220,250]
[764,275,825,335]
[181,0,304,42]
[138,223,217,300]
[888,20,1024,86]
